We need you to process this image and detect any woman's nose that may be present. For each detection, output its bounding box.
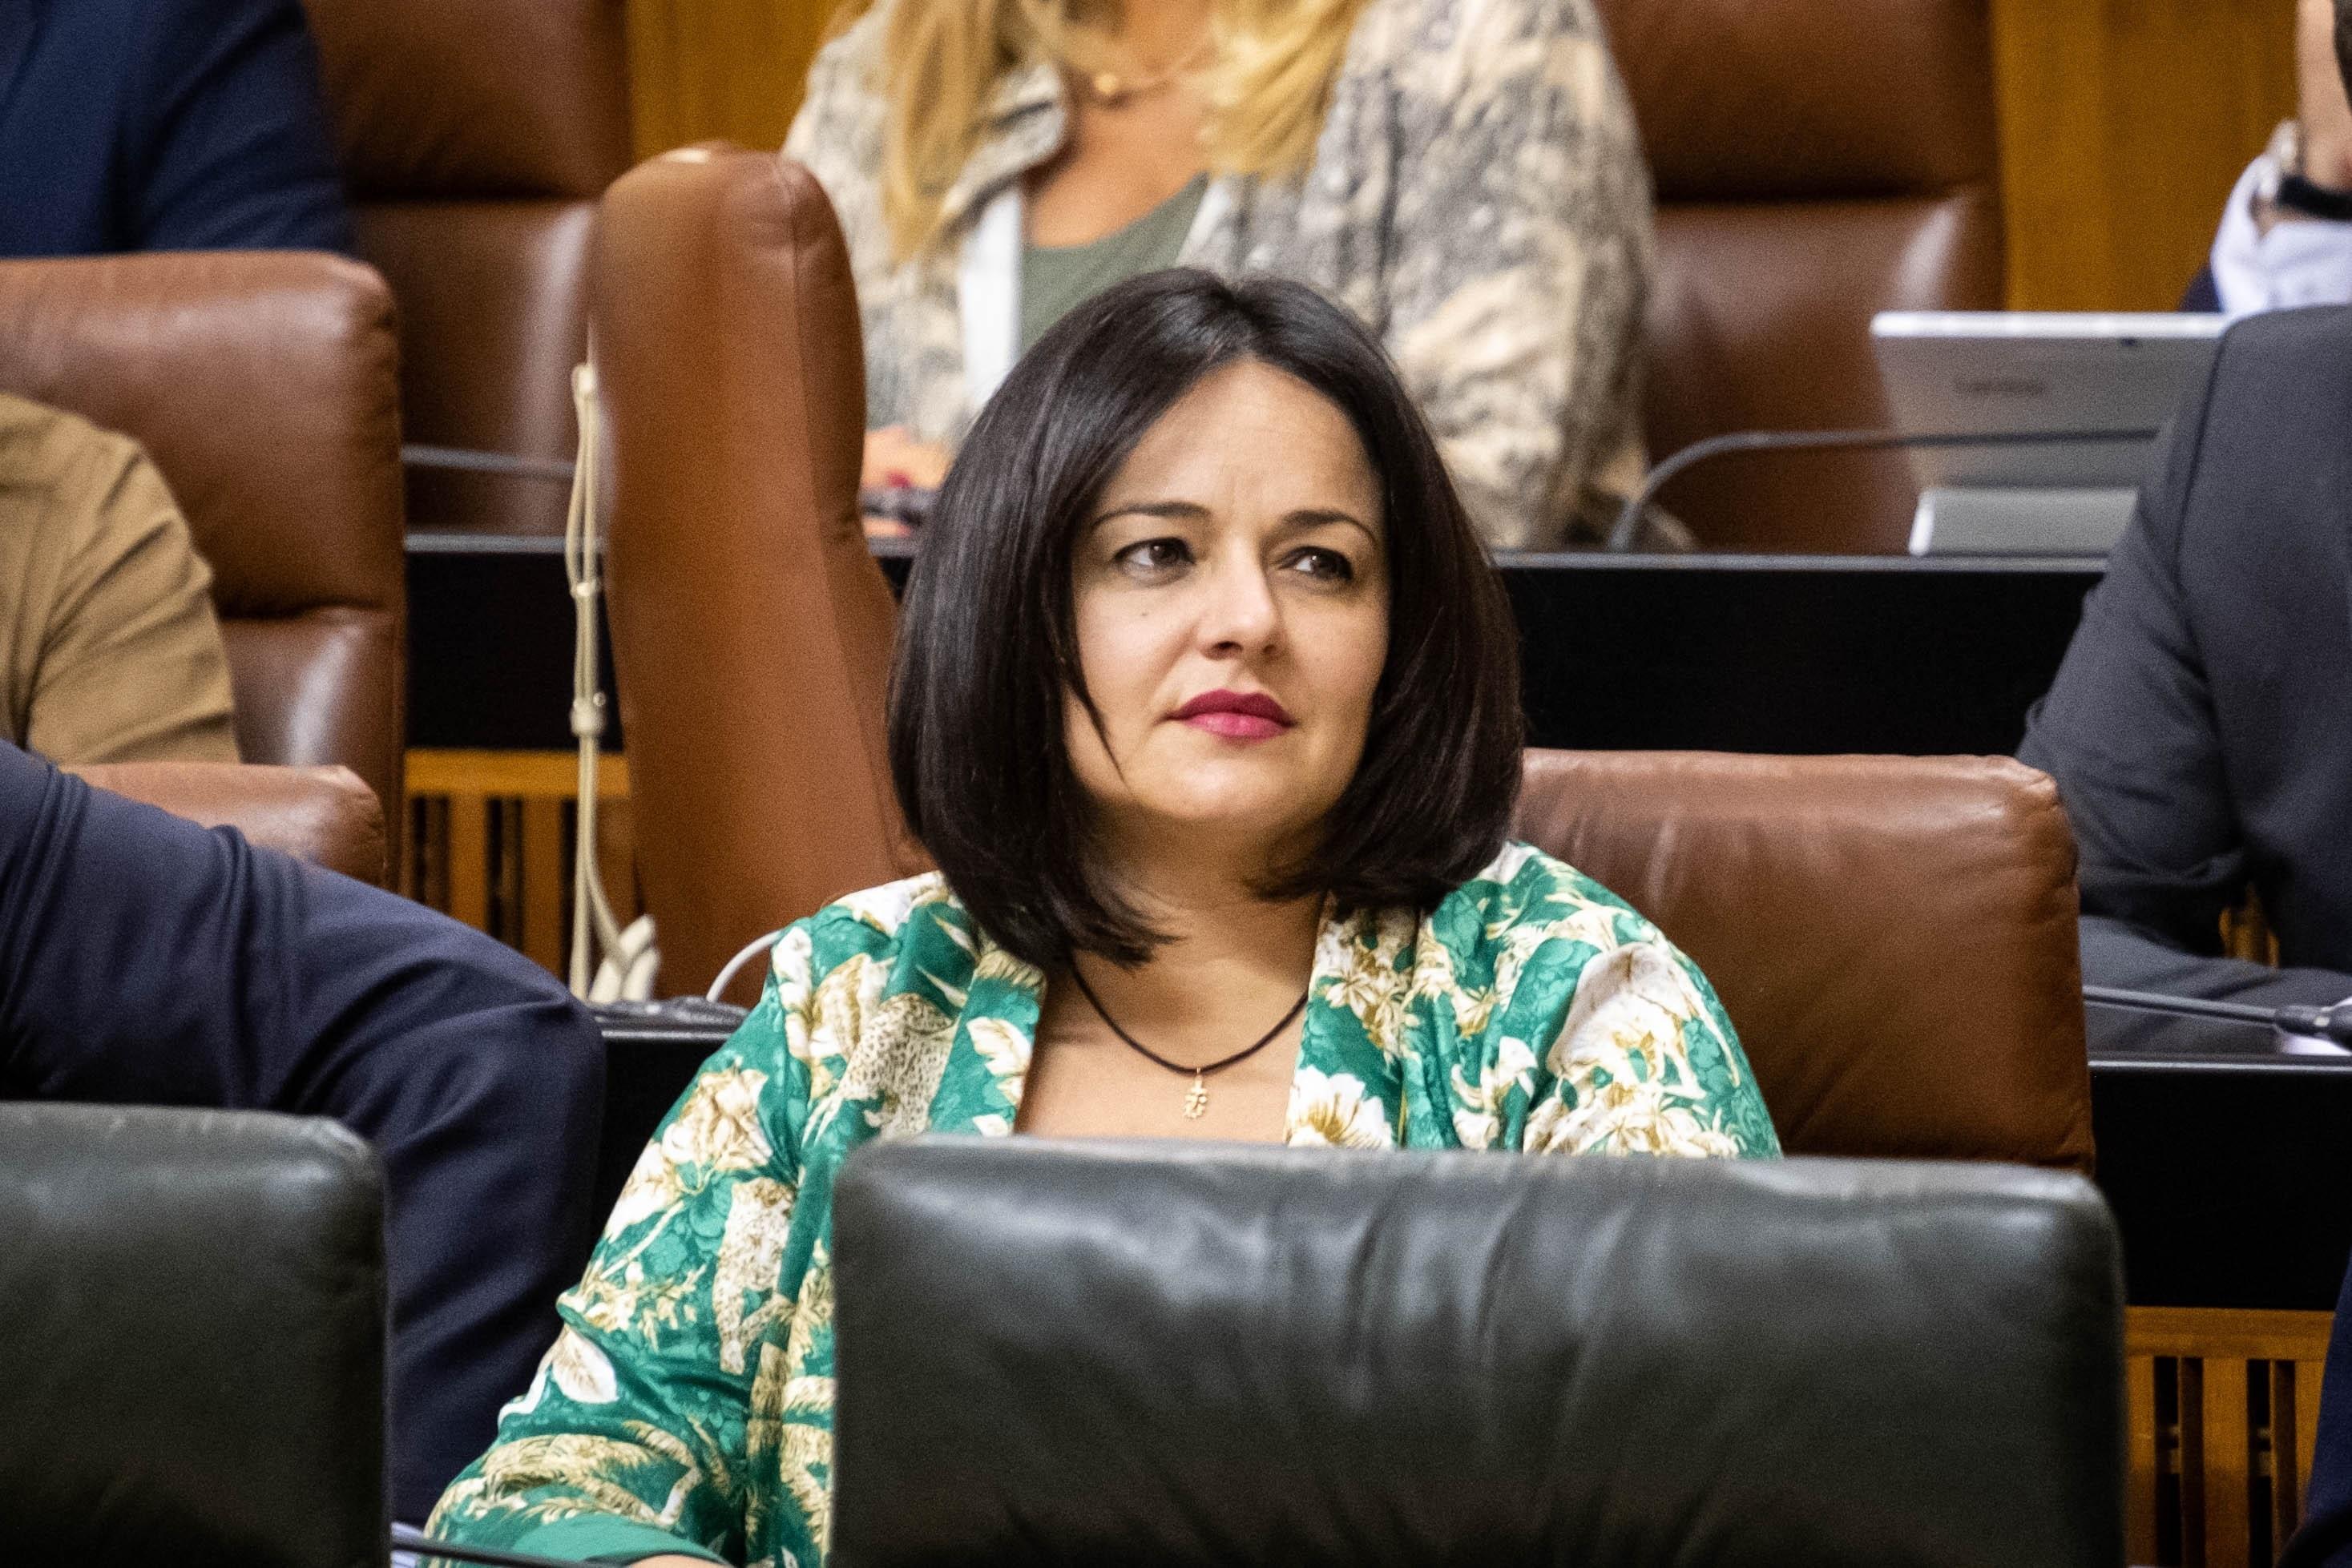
[1196,553,1281,654]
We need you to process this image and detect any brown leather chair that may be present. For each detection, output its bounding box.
[595,146,924,1002]
[74,763,389,888]
[0,253,407,841]
[1598,0,2005,554]
[303,0,633,537]
[1515,748,2092,1170]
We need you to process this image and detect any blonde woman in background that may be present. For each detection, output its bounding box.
[790,0,1663,550]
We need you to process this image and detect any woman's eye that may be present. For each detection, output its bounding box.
[1115,538,1192,573]
[1284,546,1355,582]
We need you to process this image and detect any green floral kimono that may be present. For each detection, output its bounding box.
[428,843,1779,1566]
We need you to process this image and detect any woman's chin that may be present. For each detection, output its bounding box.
[1114,790,1331,854]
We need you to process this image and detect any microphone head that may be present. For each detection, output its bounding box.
[2273,1004,2352,1046]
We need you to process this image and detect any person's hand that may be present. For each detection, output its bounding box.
[2298,0,2352,190]
[861,425,951,492]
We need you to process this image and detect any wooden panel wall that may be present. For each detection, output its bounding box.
[627,0,836,160]
[632,2,2304,309]
[1992,0,2299,310]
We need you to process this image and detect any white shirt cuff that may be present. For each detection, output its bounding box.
[2211,153,2352,317]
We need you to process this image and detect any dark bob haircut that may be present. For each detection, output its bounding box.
[887,268,1523,969]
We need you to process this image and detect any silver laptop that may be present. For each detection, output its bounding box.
[1870,312,2226,554]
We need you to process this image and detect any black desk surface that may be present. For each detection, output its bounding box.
[2092,1051,2352,1311]
[409,534,2102,758]
[594,1012,2352,1314]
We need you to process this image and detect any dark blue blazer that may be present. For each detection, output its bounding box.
[0,0,353,255]
[0,742,604,1520]
[2289,1256,2352,1568]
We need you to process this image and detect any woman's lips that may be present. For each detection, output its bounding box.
[1184,710,1289,740]
[1171,689,1295,741]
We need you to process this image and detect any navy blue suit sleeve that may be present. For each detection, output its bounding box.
[0,742,602,1521]
[2284,1254,2352,1566]
[123,0,354,253]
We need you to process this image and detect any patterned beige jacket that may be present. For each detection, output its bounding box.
[784,0,1656,549]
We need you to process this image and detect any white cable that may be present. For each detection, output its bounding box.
[708,929,788,1003]
[590,915,662,1004]
[563,357,654,998]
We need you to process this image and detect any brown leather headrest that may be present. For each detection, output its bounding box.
[302,0,632,200]
[1515,749,2092,1171]
[1596,0,1998,198]
[73,762,389,888]
[595,146,923,1000]
[0,252,401,622]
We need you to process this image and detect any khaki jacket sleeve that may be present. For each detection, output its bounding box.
[24,428,239,764]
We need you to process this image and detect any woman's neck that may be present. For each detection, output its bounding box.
[1070,851,1324,1030]
[1106,0,1216,70]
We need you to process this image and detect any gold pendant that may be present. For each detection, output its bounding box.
[1091,71,1125,104]
[1183,1072,1208,1119]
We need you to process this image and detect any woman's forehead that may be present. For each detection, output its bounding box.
[1101,361,1382,519]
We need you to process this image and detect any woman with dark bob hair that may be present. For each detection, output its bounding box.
[428,271,1777,1566]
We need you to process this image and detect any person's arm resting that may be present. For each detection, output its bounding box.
[2018,335,2352,1026]
[2209,153,2352,316]
[428,938,826,1565]
[24,426,238,764]
[0,744,608,1519]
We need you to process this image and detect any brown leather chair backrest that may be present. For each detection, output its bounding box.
[595,147,924,1002]
[1597,0,2004,553]
[0,253,406,841]
[75,762,389,887]
[303,0,632,536]
[1515,749,2092,1170]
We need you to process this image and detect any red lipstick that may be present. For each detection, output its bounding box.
[1170,689,1295,741]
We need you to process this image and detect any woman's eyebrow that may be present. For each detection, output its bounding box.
[1089,499,1210,530]
[1279,507,1378,543]
[1088,501,1378,545]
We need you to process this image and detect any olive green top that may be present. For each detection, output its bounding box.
[1018,175,1208,354]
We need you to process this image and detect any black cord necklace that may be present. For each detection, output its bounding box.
[1065,962,1309,1120]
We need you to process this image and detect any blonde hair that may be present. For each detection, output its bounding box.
[830,0,1370,262]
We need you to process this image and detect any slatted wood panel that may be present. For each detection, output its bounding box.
[1991,0,2298,310]
[403,749,638,979]
[626,0,834,159]
[2129,1308,2337,1566]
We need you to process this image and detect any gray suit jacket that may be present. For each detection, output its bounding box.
[2019,304,2352,1050]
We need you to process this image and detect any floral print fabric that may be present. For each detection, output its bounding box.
[428,843,1777,1565]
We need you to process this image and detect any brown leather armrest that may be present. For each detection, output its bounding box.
[1515,749,2092,1171]
[0,252,407,849]
[72,762,389,889]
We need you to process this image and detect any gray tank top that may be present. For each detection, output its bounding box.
[1019,176,1208,355]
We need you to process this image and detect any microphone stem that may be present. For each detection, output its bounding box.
[1606,425,2161,552]
[2082,985,2277,1026]
[2084,983,2352,1046]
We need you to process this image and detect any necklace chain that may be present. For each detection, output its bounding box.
[1074,33,1215,106]
[1066,962,1309,1120]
